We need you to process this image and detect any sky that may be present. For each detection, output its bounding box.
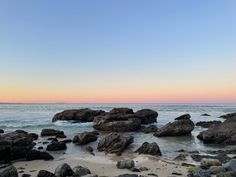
[0,0,236,103]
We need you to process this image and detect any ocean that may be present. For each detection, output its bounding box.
[0,103,235,160]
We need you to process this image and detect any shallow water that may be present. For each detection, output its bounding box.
[0,103,235,159]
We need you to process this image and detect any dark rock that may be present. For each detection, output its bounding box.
[73,165,91,176]
[154,119,194,137]
[216,171,236,177]
[140,125,157,133]
[196,121,222,128]
[208,166,226,175]
[0,165,18,177]
[55,134,66,139]
[134,109,158,124]
[191,154,231,163]
[197,116,236,145]
[97,133,133,155]
[52,109,105,122]
[93,108,141,132]
[135,142,161,156]
[28,133,38,140]
[26,150,53,161]
[224,159,236,171]
[175,114,191,120]
[41,129,65,137]
[37,170,55,177]
[116,160,135,169]
[117,174,139,177]
[54,163,73,177]
[22,174,31,177]
[85,146,94,156]
[0,130,34,161]
[201,159,221,169]
[139,167,149,171]
[37,146,43,150]
[73,132,98,145]
[220,112,236,119]
[201,113,211,116]
[173,153,187,161]
[82,175,98,177]
[46,141,67,151]
[130,167,140,172]
[0,129,4,134]
[61,139,72,144]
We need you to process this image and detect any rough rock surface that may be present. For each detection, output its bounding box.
[140,125,158,133]
[196,121,222,128]
[175,114,191,120]
[116,160,135,169]
[0,130,34,161]
[41,129,65,137]
[135,142,161,156]
[46,141,67,151]
[154,119,194,137]
[54,163,73,177]
[37,170,55,177]
[197,116,236,145]
[0,165,18,177]
[26,150,53,161]
[220,112,236,119]
[52,109,105,122]
[73,131,98,145]
[73,165,91,176]
[134,109,158,124]
[97,133,133,155]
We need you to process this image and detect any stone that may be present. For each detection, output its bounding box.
[201,113,211,116]
[135,142,161,156]
[216,171,236,177]
[224,159,236,171]
[116,160,135,169]
[61,139,72,144]
[52,109,105,122]
[173,153,187,161]
[207,166,226,175]
[28,133,38,140]
[82,175,98,177]
[191,154,231,163]
[117,174,139,177]
[175,114,191,120]
[201,159,222,169]
[46,141,67,151]
[220,112,236,119]
[0,129,4,134]
[73,165,91,176]
[41,129,65,137]
[196,121,222,128]
[85,146,94,156]
[54,163,73,177]
[140,125,157,133]
[97,133,133,155]
[22,174,31,177]
[134,109,158,124]
[26,150,53,161]
[139,167,149,171]
[154,119,194,137]
[73,132,98,145]
[0,165,18,177]
[37,170,55,177]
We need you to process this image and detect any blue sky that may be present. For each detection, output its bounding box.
[0,0,236,103]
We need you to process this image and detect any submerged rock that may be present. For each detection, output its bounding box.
[0,165,18,177]
[154,119,194,137]
[26,150,53,161]
[97,133,133,155]
[0,129,4,134]
[41,129,65,137]
[52,109,105,122]
[135,142,161,156]
[134,109,158,124]
[73,131,98,145]
[196,121,222,128]
[201,113,211,116]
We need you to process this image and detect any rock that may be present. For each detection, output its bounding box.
[55,134,66,139]
[189,166,211,177]
[140,125,157,133]
[52,109,105,122]
[216,171,236,177]
[37,170,55,177]
[173,153,187,161]
[196,121,222,128]
[54,163,73,177]
[154,119,194,137]
[117,174,139,177]
[116,160,135,169]
[135,142,161,156]
[28,133,38,140]
[201,113,211,116]
[197,116,236,145]
[220,112,236,119]
[0,165,18,177]
[224,159,236,171]
[201,159,222,169]
[73,165,91,176]
[175,114,191,120]
[82,175,98,177]
[61,139,72,144]
[73,132,98,145]
[41,129,65,137]
[139,167,149,171]
[130,167,140,172]
[26,150,53,161]
[97,133,133,155]
[0,129,4,134]
[93,108,141,132]
[22,174,31,177]
[207,166,226,175]
[0,130,34,161]
[46,141,67,151]
[134,109,158,124]
[191,154,231,163]
[85,146,94,156]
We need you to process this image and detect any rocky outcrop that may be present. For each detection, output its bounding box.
[46,141,67,151]
[26,150,54,161]
[197,116,236,145]
[73,131,98,145]
[135,142,161,156]
[220,112,236,119]
[0,165,18,177]
[154,119,194,137]
[0,130,34,161]
[41,129,65,137]
[140,125,158,133]
[134,109,158,124]
[97,133,133,155]
[93,108,141,132]
[196,121,222,128]
[52,109,105,122]
[54,163,73,177]
[175,114,191,120]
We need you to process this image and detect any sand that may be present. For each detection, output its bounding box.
[13,152,188,177]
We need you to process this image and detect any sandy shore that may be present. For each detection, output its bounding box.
[13,153,188,177]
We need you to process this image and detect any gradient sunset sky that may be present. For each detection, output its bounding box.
[0,0,236,103]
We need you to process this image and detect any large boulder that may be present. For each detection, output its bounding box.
[41,129,65,137]
[135,142,161,156]
[46,141,67,151]
[0,130,34,161]
[54,163,73,177]
[154,119,194,137]
[93,108,141,132]
[175,114,191,120]
[52,109,105,122]
[73,131,98,145]
[97,133,133,155]
[134,109,158,124]
[220,112,236,119]
[26,150,54,161]
[196,121,222,128]
[0,129,4,134]
[197,116,236,145]
[0,165,18,177]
